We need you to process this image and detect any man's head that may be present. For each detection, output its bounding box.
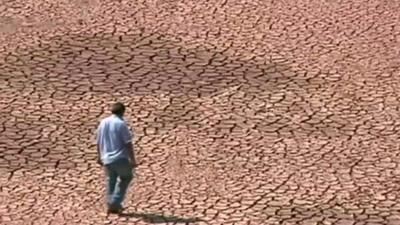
[111,102,126,117]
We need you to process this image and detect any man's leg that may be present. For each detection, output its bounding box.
[110,158,133,207]
[105,164,118,206]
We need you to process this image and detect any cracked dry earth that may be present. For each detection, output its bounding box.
[1,0,400,225]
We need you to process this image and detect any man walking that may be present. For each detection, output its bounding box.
[96,102,137,214]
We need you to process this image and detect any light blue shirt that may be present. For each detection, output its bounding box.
[96,115,133,165]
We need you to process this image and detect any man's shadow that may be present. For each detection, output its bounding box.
[119,211,203,223]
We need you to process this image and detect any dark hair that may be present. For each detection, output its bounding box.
[111,102,126,116]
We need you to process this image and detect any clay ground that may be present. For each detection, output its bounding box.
[1,0,400,224]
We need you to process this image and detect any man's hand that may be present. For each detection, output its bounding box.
[97,157,103,166]
[126,142,137,168]
[130,158,138,168]
[96,144,103,166]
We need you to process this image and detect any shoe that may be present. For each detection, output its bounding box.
[107,203,123,214]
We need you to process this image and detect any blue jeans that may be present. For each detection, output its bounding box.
[105,158,134,207]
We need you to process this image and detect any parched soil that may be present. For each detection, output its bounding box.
[1,0,400,224]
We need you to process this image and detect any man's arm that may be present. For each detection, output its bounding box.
[96,144,103,166]
[95,126,103,166]
[126,142,137,167]
[121,123,137,167]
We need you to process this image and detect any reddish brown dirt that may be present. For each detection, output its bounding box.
[1,0,400,224]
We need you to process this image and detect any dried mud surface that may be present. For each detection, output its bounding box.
[1,0,400,224]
